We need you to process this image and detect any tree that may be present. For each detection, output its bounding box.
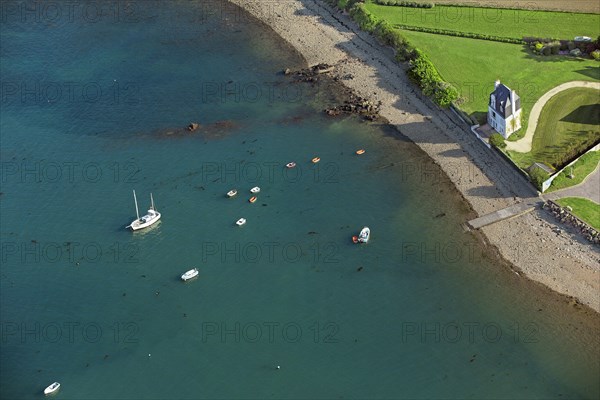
[489,133,506,149]
[529,167,550,190]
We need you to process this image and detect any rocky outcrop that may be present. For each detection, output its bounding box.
[543,201,599,244]
[324,94,381,121]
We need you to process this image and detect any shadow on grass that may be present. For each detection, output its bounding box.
[574,66,600,80]
[469,111,487,125]
[561,104,600,124]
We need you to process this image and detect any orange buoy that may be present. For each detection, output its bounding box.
[249,196,257,203]
[356,149,365,155]
[312,157,320,163]
[352,236,359,244]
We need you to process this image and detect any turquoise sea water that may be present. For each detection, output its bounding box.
[1,1,599,399]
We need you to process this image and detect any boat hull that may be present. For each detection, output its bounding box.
[44,382,60,395]
[129,211,161,230]
[181,269,199,281]
[357,227,370,243]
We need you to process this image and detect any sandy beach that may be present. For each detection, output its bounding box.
[228,0,600,313]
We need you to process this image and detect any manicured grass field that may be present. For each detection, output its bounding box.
[429,0,599,14]
[508,88,600,168]
[530,87,599,167]
[546,151,600,192]
[366,3,600,39]
[556,197,600,230]
[397,30,600,134]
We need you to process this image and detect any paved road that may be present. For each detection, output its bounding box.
[545,162,600,203]
[506,81,600,153]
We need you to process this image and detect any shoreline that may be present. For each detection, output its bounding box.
[228,0,600,314]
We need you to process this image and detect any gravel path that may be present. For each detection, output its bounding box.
[506,81,600,153]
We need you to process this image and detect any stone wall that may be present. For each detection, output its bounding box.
[543,200,599,244]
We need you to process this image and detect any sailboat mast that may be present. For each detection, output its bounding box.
[150,193,155,210]
[133,190,140,219]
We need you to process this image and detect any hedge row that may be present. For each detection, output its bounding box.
[347,3,458,106]
[550,135,600,170]
[373,0,434,8]
[394,24,524,44]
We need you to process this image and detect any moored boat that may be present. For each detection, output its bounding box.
[249,196,257,203]
[353,227,370,244]
[236,218,246,226]
[356,149,365,155]
[181,268,199,281]
[44,382,60,395]
[126,191,161,231]
[286,162,296,168]
[250,187,260,193]
[312,157,320,163]
[227,189,237,197]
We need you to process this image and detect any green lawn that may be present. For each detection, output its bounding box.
[397,30,600,135]
[555,197,600,230]
[365,3,600,39]
[507,88,600,169]
[547,150,600,191]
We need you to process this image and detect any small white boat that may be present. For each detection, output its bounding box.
[181,268,199,281]
[236,218,246,226]
[126,190,161,231]
[227,189,237,197]
[44,382,60,395]
[354,227,370,244]
[250,187,260,193]
[286,162,296,168]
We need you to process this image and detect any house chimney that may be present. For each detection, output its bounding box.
[511,90,516,119]
[494,80,500,89]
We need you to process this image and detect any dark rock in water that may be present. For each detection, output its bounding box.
[307,231,318,235]
[187,122,199,131]
[357,266,363,272]
[262,203,267,207]
[434,213,446,218]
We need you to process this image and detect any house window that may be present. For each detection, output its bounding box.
[492,111,496,119]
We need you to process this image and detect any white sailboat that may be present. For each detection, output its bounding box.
[126,190,161,231]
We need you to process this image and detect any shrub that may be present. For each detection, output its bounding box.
[529,168,550,190]
[567,41,576,51]
[542,46,551,56]
[592,50,600,60]
[374,0,434,7]
[559,40,569,50]
[489,133,506,149]
[585,43,598,54]
[349,3,378,31]
[534,42,544,52]
[433,81,459,107]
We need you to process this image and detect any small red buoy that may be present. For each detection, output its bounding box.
[352,236,358,244]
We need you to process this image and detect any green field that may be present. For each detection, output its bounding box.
[547,151,600,191]
[366,3,600,39]
[556,197,600,230]
[397,30,600,132]
[507,87,600,168]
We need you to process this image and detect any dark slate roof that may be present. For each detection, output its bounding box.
[489,84,521,118]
